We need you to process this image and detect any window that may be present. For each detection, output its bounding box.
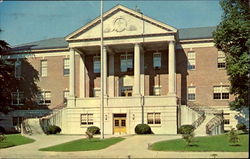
[223,119,230,125]
[37,91,51,105]
[120,54,133,72]
[121,86,133,96]
[93,88,101,97]
[63,90,69,104]
[218,51,226,68]
[213,85,229,100]
[153,85,161,96]
[11,90,24,105]
[153,52,161,68]
[15,60,21,79]
[40,60,48,77]
[93,56,100,73]
[81,114,93,125]
[63,58,70,75]
[187,51,195,70]
[187,86,196,101]
[147,113,161,124]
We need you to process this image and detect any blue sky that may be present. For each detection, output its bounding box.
[0,1,222,46]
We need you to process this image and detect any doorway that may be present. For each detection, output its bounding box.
[113,114,126,134]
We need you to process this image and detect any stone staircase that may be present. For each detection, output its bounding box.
[194,114,215,136]
[22,118,45,135]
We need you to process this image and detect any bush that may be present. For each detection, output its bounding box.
[86,126,100,135]
[46,125,61,134]
[135,124,152,134]
[228,128,240,146]
[236,123,247,132]
[178,125,195,134]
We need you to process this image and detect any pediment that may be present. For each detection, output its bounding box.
[66,5,177,41]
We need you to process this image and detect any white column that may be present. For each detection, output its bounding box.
[103,46,107,97]
[133,43,141,96]
[140,49,145,96]
[168,41,176,96]
[108,53,115,97]
[69,48,75,97]
[79,54,86,98]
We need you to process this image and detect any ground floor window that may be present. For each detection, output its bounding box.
[121,86,132,96]
[11,90,24,105]
[187,86,196,101]
[81,113,93,125]
[223,119,230,125]
[147,112,161,124]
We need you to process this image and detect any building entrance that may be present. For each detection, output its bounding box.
[113,114,126,134]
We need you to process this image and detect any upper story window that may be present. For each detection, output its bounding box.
[187,86,196,101]
[187,51,196,70]
[218,51,226,68]
[81,113,93,125]
[93,88,101,97]
[147,112,161,125]
[121,86,133,96]
[120,53,133,72]
[40,60,48,77]
[14,60,21,79]
[153,52,161,68]
[153,85,161,96]
[93,56,100,73]
[37,91,51,105]
[11,90,24,105]
[63,58,70,75]
[213,85,229,100]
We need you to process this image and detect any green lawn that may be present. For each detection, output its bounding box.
[39,137,124,152]
[151,133,249,152]
[0,134,35,149]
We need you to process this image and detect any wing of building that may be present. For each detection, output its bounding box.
[2,5,246,135]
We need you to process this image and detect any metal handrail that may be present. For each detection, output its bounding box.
[192,113,206,128]
[206,115,223,134]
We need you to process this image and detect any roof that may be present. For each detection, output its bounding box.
[178,26,217,40]
[10,26,216,51]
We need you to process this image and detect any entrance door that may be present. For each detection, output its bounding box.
[113,114,126,134]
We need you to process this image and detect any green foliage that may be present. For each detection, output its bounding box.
[182,132,195,146]
[39,137,125,152]
[46,125,61,135]
[178,125,195,134]
[85,131,93,140]
[228,128,240,145]
[135,124,152,134]
[236,123,247,132]
[213,0,250,111]
[0,134,6,142]
[86,126,100,135]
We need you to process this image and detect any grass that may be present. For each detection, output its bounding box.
[39,137,125,152]
[0,134,35,149]
[151,133,249,152]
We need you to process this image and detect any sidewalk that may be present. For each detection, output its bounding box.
[0,134,248,158]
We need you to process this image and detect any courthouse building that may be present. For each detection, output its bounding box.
[1,5,243,134]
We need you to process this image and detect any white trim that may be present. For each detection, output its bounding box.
[177,42,215,49]
[3,51,71,59]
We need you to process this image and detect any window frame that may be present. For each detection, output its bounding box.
[40,60,48,77]
[37,91,51,105]
[147,112,161,125]
[93,88,101,97]
[120,53,133,72]
[187,86,196,101]
[217,51,226,69]
[63,90,69,104]
[213,85,230,100]
[63,58,70,76]
[153,52,161,69]
[11,90,24,106]
[187,51,196,70]
[80,113,94,125]
[93,56,100,73]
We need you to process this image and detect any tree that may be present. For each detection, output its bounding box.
[228,128,240,146]
[213,0,250,111]
[0,40,41,113]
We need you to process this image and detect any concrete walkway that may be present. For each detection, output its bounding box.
[0,134,248,159]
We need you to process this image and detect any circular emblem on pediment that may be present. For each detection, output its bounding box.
[113,17,127,32]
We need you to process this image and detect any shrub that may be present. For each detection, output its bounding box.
[0,134,6,142]
[85,131,93,140]
[178,125,195,134]
[236,123,247,132]
[46,125,61,134]
[135,124,152,134]
[86,126,100,135]
[228,128,240,146]
[182,132,195,146]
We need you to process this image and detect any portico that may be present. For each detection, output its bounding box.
[64,5,179,134]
